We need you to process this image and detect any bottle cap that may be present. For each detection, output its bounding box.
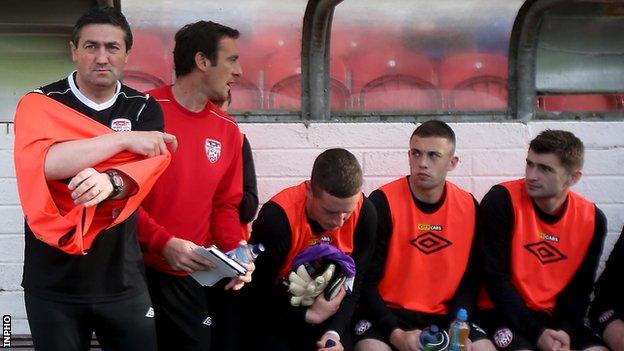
[252,243,265,255]
[457,308,468,321]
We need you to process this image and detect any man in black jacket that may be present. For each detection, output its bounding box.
[17,7,175,351]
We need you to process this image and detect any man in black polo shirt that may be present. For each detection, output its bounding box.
[13,7,176,351]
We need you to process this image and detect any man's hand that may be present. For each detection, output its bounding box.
[162,237,216,273]
[603,319,624,351]
[304,286,346,325]
[389,328,422,351]
[469,338,496,351]
[537,328,570,351]
[68,168,113,207]
[225,261,255,291]
[122,131,178,156]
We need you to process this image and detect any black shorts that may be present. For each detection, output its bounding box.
[352,307,489,348]
[476,309,604,351]
[25,290,155,351]
[146,267,214,351]
[208,280,246,351]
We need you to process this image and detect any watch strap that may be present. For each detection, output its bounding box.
[105,170,124,199]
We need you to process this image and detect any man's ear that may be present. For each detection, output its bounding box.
[195,52,211,72]
[70,41,78,63]
[567,170,582,187]
[124,49,131,64]
[305,180,313,199]
[448,155,459,171]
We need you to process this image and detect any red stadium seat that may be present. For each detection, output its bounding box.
[332,26,405,63]
[123,71,168,93]
[439,52,508,110]
[331,26,383,64]
[229,36,264,110]
[248,27,300,59]
[537,94,620,112]
[264,49,350,110]
[229,78,262,111]
[123,30,173,92]
[236,36,264,88]
[347,45,439,110]
[236,30,302,109]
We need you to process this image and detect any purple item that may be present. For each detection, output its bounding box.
[291,243,356,278]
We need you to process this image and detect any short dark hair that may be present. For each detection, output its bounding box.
[72,6,133,51]
[529,129,584,172]
[173,21,240,77]
[311,148,363,198]
[411,120,456,153]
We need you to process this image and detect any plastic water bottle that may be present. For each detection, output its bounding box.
[448,308,470,351]
[227,243,265,264]
[419,324,449,351]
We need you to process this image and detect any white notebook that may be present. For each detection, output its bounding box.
[190,245,247,287]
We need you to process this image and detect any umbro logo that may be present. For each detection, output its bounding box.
[524,241,567,264]
[411,232,451,254]
[202,316,212,326]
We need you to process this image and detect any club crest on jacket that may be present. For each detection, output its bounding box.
[205,139,221,163]
[110,118,132,132]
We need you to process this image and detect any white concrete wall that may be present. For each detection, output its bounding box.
[1,120,623,334]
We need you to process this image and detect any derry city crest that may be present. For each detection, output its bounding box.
[205,139,221,163]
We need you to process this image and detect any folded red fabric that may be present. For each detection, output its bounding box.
[14,93,170,255]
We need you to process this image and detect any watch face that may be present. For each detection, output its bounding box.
[107,170,123,192]
[112,173,123,187]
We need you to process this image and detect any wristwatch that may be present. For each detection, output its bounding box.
[105,170,124,199]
